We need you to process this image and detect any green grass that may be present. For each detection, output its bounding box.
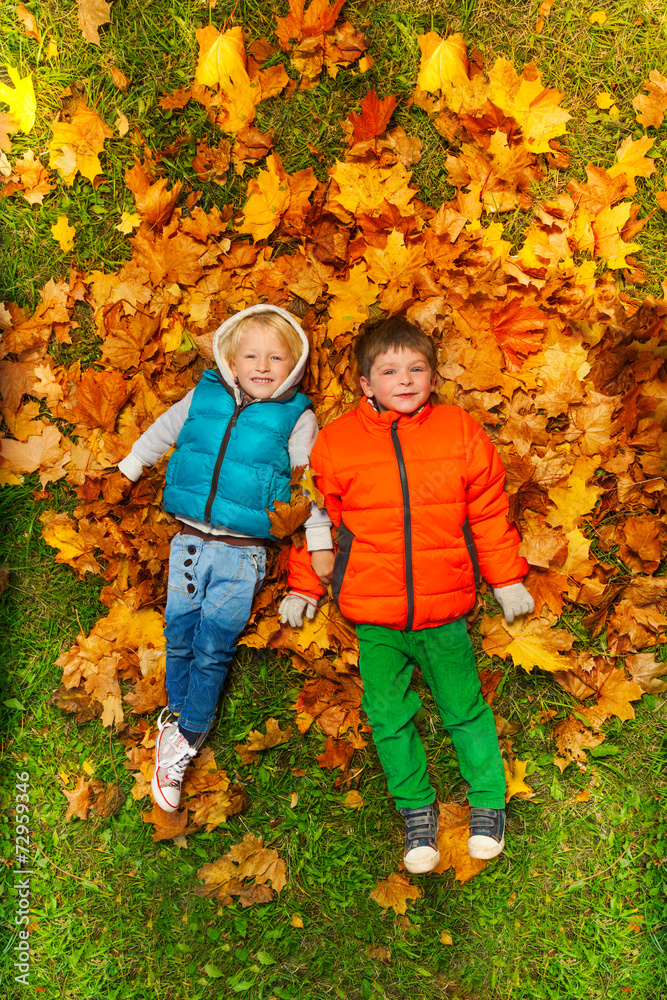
[2,0,667,997]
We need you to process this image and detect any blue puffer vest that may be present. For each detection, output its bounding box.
[163,371,311,537]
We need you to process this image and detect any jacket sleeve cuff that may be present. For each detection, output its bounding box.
[118,453,144,481]
[305,525,334,552]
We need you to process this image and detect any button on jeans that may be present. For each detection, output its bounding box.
[163,533,267,735]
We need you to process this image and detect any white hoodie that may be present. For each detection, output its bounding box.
[118,304,333,550]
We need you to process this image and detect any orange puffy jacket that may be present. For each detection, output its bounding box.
[310,397,528,630]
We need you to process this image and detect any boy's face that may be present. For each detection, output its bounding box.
[360,347,435,414]
[230,324,294,398]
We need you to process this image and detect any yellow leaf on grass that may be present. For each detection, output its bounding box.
[596,92,614,110]
[370,872,422,914]
[503,755,535,802]
[503,619,575,673]
[195,25,256,134]
[0,65,36,133]
[344,790,364,809]
[51,215,76,252]
[115,211,141,234]
[291,913,304,928]
[589,11,607,24]
[608,136,656,195]
[440,930,453,945]
[237,153,290,242]
[49,102,112,185]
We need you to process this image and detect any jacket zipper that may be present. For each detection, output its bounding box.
[203,399,245,524]
[391,418,414,631]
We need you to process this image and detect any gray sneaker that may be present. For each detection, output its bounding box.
[399,803,440,874]
[151,709,197,813]
[468,807,505,859]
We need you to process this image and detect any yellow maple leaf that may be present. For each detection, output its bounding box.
[115,211,141,234]
[607,136,656,195]
[49,102,113,185]
[504,620,576,673]
[546,472,602,532]
[503,755,535,801]
[330,160,415,219]
[596,91,614,110]
[195,24,256,134]
[326,263,378,338]
[0,64,36,133]
[416,32,484,112]
[592,202,642,269]
[491,64,570,153]
[50,215,76,252]
[237,154,290,242]
[589,10,607,24]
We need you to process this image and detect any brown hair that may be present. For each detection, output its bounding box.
[353,316,437,380]
[224,312,302,369]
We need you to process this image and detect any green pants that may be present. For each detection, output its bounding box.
[356,618,506,811]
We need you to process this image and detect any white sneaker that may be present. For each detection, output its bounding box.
[151,709,197,813]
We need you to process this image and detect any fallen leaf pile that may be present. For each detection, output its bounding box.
[2,12,666,878]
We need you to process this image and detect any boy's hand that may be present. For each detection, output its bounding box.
[310,549,335,586]
[279,592,319,628]
[493,583,534,624]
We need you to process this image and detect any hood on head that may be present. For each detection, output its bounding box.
[211,304,309,403]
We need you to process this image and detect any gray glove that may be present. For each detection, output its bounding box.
[493,583,534,624]
[279,592,319,628]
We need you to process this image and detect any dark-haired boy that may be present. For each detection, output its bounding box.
[306,317,533,873]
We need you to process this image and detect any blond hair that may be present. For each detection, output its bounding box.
[223,313,302,369]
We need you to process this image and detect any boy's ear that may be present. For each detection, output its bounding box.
[229,358,237,376]
[359,374,374,398]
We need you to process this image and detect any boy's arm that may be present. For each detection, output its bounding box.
[461,409,529,589]
[118,390,194,480]
[279,426,343,627]
[288,409,333,554]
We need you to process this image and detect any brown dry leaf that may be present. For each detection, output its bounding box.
[370,871,422,914]
[91,781,126,817]
[633,70,667,128]
[235,717,293,764]
[596,667,643,723]
[625,652,667,694]
[77,0,112,45]
[316,735,354,771]
[142,803,188,842]
[67,368,131,431]
[109,65,129,92]
[63,775,92,821]
[196,833,287,907]
[17,5,41,42]
[432,801,487,883]
[268,493,311,538]
[553,714,605,773]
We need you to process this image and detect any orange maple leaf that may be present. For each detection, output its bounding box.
[370,871,422,914]
[348,91,397,143]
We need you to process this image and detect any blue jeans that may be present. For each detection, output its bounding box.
[163,533,267,735]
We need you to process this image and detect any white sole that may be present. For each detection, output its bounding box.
[468,836,505,860]
[404,850,440,874]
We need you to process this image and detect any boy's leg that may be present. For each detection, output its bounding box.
[176,541,266,738]
[413,619,506,810]
[163,533,201,715]
[356,624,435,810]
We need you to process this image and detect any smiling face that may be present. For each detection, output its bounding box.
[229,323,295,399]
[360,347,436,414]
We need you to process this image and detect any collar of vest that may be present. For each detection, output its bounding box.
[357,395,433,432]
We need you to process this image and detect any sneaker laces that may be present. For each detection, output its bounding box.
[156,706,176,732]
[164,747,196,783]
